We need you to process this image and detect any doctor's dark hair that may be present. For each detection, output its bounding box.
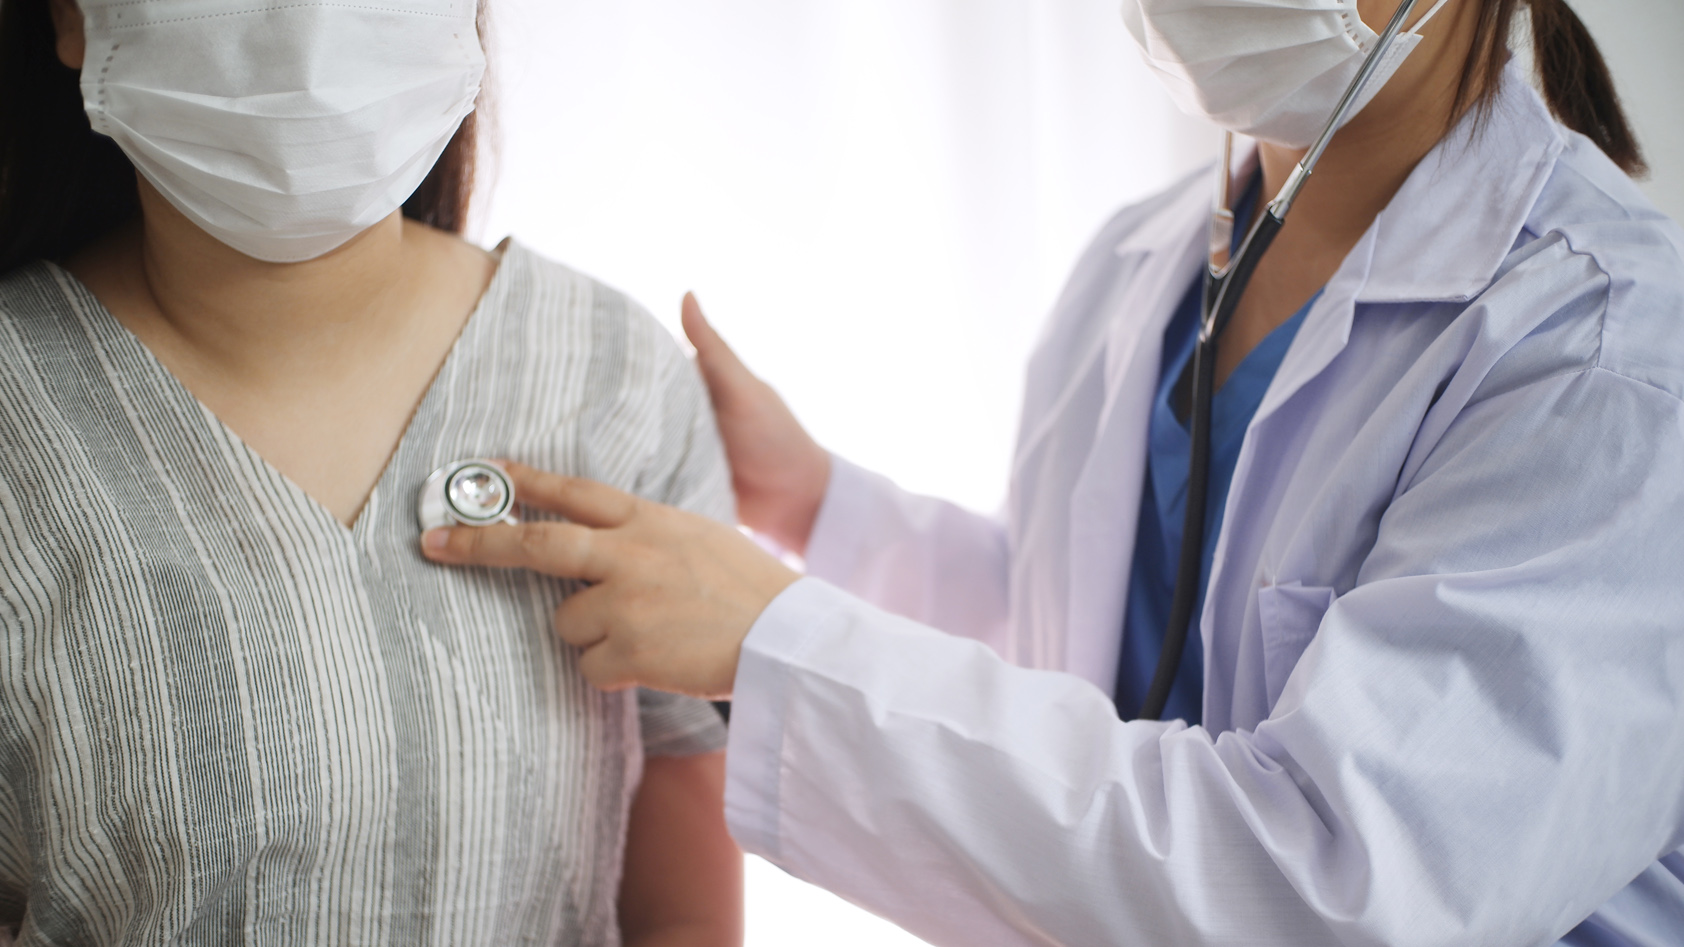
[1460,0,1645,175]
[0,0,490,274]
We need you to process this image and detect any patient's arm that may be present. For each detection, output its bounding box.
[618,751,742,947]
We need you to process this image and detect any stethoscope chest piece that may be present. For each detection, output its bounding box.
[418,459,518,531]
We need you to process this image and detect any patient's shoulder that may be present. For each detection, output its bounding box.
[496,240,689,383]
[487,241,724,506]
[0,262,124,498]
[0,262,99,399]
[0,260,77,326]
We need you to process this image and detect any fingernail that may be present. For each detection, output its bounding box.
[421,528,450,555]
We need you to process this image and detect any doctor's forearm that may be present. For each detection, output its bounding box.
[724,577,1661,947]
[725,581,1309,945]
[725,586,1353,944]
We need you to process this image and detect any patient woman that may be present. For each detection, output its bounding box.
[0,0,740,943]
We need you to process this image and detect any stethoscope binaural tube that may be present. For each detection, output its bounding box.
[1133,0,1428,721]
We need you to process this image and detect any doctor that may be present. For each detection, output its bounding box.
[423,0,1684,942]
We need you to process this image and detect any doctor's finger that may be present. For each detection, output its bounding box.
[681,293,755,400]
[575,642,638,692]
[501,463,639,529]
[421,521,610,581]
[552,585,611,650]
[555,586,636,690]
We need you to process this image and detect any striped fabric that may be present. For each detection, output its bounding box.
[0,242,730,946]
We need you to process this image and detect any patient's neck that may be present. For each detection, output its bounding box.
[65,175,495,526]
[121,180,416,384]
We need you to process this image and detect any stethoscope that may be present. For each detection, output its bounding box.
[1133,0,1429,720]
[418,459,519,531]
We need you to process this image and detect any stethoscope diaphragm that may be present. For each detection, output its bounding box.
[418,459,518,531]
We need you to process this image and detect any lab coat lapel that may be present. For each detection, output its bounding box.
[1060,181,1208,689]
[1198,69,1567,726]
[1194,240,1369,724]
[1242,62,1563,440]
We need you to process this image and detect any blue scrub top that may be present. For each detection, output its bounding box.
[1114,194,1321,722]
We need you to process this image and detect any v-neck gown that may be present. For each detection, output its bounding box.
[0,242,729,946]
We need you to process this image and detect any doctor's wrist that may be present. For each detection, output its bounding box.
[737,445,830,557]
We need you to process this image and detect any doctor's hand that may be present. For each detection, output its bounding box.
[420,462,800,699]
[682,293,830,556]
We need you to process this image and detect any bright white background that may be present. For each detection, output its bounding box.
[476,0,1216,515]
[472,2,1681,943]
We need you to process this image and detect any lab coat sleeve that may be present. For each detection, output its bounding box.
[803,454,1010,652]
[725,364,1684,946]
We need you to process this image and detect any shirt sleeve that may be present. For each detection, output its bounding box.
[630,325,732,757]
[805,455,1011,653]
[725,364,1684,946]
[0,756,27,931]
[637,688,728,758]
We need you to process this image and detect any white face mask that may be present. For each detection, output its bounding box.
[79,0,486,263]
[1121,0,1453,148]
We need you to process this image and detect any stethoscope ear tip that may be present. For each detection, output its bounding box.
[418,458,518,531]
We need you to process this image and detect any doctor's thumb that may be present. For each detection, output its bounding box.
[681,292,756,406]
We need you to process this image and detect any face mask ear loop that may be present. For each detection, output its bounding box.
[1403,0,1455,38]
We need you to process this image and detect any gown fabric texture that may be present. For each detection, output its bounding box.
[0,242,730,946]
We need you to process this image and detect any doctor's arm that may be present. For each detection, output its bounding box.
[734,365,1684,945]
[681,295,1011,647]
[425,360,1684,945]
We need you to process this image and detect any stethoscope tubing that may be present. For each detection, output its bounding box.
[1136,212,1284,720]
[1132,0,1426,721]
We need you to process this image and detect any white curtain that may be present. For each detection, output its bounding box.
[477,0,1211,514]
[476,2,1207,943]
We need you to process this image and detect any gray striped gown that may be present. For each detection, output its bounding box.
[0,242,730,946]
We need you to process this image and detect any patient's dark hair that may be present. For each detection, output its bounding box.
[1459,0,1645,175]
[0,0,490,274]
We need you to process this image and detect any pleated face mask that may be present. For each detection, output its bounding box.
[1121,0,1452,148]
[79,0,485,263]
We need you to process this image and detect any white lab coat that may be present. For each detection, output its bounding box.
[723,67,1684,946]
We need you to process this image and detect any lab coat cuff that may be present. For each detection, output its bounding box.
[803,454,882,585]
[723,576,852,861]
